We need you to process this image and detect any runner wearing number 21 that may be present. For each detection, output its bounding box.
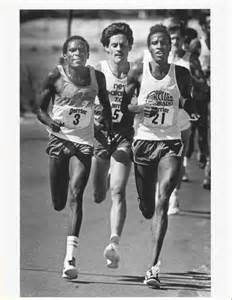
[92,23,137,268]
[37,35,112,279]
[124,24,195,288]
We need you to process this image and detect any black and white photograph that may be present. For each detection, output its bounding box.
[0,0,232,299]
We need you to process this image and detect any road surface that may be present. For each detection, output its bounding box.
[20,116,210,297]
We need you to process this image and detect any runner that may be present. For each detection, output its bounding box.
[92,22,136,268]
[199,12,211,189]
[124,24,195,288]
[37,35,112,279]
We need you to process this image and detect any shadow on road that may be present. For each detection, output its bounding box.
[21,267,210,292]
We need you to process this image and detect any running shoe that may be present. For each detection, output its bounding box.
[104,243,120,268]
[182,173,189,182]
[144,262,161,288]
[62,257,78,279]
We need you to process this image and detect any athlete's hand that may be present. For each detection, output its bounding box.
[49,120,64,132]
[144,104,158,118]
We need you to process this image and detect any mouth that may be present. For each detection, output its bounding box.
[155,52,165,57]
[115,53,123,58]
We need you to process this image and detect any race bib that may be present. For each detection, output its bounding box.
[53,105,92,129]
[111,102,123,123]
[143,106,174,127]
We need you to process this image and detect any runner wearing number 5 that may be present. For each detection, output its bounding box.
[124,24,195,288]
[37,35,112,279]
[92,23,136,268]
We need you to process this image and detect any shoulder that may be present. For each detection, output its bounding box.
[95,69,106,86]
[127,61,143,83]
[175,65,191,84]
[175,64,190,77]
[95,61,103,72]
[43,66,61,89]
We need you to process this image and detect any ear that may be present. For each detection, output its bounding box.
[104,45,110,54]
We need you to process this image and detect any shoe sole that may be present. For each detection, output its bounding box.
[144,278,160,288]
[62,267,78,279]
[104,249,120,269]
[106,259,119,268]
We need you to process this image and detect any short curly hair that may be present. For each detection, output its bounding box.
[147,24,171,47]
[62,35,90,57]
[100,22,134,47]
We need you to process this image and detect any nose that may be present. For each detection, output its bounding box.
[116,44,122,51]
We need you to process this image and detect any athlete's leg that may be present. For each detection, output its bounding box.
[68,155,91,237]
[49,157,69,211]
[134,163,157,219]
[103,149,131,268]
[62,154,91,279]
[176,127,191,189]
[151,156,181,265]
[109,150,131,238]
[168,128,191,214]
[92,156,110,203]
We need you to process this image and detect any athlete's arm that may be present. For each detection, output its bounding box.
[176,65,196,116]
[36,67,63,132]
[95,70,112,135]
[122,62,144,114]
[189,54,207,88]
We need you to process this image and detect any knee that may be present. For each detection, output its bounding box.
[53,200,66,211]
[93,191,106,204]
[138,197,155,219]
[155,195,169,215]
[111,185,126,202]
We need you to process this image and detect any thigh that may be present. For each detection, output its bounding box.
[134,163,157,204]
[181,127,191,157]
[110,155,131,192]
[158,156,181,200]
[49,157,69,208]
[69,155,91,195]
[92,156,110,189]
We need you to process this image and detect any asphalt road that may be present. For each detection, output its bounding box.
[20,116,211,297]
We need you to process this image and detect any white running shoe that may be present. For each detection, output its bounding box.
[104,243,120,268]
[168,190,180,215]
[144,262,161,288]
[62,257,78,279]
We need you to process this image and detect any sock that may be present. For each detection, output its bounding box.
[65,236,79,261]
[183,156,188,167]
[110,234,120,245]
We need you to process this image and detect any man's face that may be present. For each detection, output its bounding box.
[64,39,89,68]
[149,32,171,63]
[170,29,184,52]
[105,34,131,64]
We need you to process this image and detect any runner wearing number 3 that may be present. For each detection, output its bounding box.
[124,24,195,288]
[92,23,136,268]
[37,35,112,279]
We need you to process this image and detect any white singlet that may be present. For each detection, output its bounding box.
[48,64,98,145]
[134,61,181,141]
[199,36,210,74]
[143,50,191,132]
[97,60,131,124]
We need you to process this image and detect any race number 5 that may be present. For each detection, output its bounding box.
[112,107,123,123]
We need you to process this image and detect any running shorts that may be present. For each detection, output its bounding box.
[94,129,133,160]
[46,134,93,160]
[132,139,183,166]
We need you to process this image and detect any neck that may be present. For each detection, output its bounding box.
[107,59,129,78]
[150,60,169,79]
